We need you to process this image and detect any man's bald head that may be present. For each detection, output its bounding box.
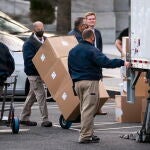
[82,28,95,44]
[33,21,44,29]
[32,21,44,38]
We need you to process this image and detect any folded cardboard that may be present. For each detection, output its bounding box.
[115,95,143,123]
[32,35,78,79]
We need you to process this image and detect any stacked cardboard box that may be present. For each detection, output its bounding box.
[33,35,110,121]
[33,35,80,121]
[115,37,148,123]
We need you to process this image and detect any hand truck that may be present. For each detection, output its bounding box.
[0,75,20,134]
[59,114,80,129]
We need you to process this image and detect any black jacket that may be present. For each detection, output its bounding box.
[94,28,103,52]
[0,42,15,81]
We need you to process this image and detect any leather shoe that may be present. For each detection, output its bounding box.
[41,121,52,127]
[96,111,107,115]
[79,135,100,144]
[20,120,37,126]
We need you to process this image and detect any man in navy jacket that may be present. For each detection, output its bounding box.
[68,28,130,144]
[68,17,88,42]
[20,21,52,127]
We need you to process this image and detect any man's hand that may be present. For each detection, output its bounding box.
[124,61,131,68]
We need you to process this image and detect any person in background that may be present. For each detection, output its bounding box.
[84,12,106,115]
[68,28,130,144]
[0,42,15,96]
[115,27,129,58]
[68,17,88,42]
[20,21,52,127]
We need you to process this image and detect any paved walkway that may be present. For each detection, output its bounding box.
[0,101,149,150]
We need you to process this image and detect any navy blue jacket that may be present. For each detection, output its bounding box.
[23,34,45,76]
[68,40,124,82]
[68,29,82,42]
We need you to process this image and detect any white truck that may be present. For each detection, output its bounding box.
[127,0,150,142]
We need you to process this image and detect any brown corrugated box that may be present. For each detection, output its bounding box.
[43,58,71,97]
[32,35,78,79]
[32,35,110,121]
[53,78,80,121]
[32,36,79,121]
[115,95,143,123]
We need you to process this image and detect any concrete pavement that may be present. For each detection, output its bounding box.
[0,100,149,150]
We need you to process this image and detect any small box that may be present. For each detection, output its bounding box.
[115,95,143,123]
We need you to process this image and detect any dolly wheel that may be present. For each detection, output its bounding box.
[59,115,72,129]
[12,117,20,134]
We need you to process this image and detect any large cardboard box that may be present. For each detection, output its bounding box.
[54,80,110,121]
[43,58,71,97]
[32,35,78,79]
[115,95,143,123]
[98,81,109,109]
[53,79,80,121]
